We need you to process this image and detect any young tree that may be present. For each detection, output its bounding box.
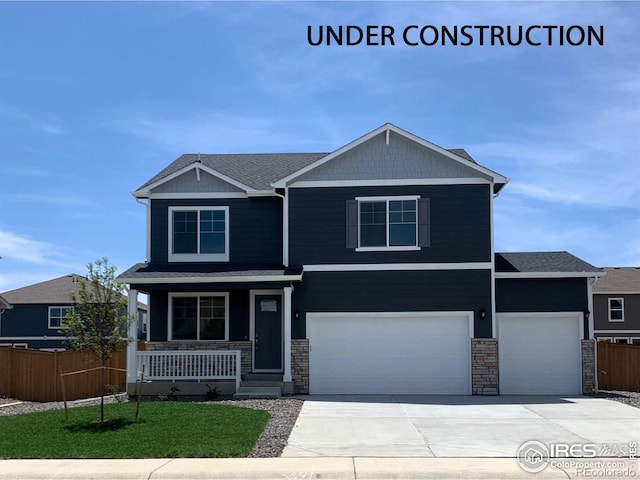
[62,257,134,423]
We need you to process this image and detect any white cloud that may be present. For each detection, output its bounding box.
[0,230,82,271]
[0,104,65,136]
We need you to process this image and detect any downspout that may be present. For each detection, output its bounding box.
[135,197,150,263]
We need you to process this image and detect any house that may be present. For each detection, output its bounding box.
[119,123,603,396]
[593,267,640,344]
[0,274,147,350]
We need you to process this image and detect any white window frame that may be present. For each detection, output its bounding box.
[608,297,625,323]
[631,338,640,346]
[168,206,230,262]
[12,343,27,349]
[614,337,630,344]
[48,306,73,329]
[168,292,229,341]
[355,195,420,252]
[597,337,613,342]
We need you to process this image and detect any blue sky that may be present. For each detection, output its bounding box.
[0,1,638,292]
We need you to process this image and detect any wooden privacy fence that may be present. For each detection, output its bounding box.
[598,341,640,392]
[0,347,126,402]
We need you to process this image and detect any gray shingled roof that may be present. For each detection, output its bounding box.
[1,274,147,309]
[137,149,478,192]
[118,263,300,281]
[495,252,602,273]
[593,267,640,293]
[0,295,11,310]
[1,274,87,304]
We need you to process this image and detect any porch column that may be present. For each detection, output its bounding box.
[283,286,292,382]
[126,288,138,385]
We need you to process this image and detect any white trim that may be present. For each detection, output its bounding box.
[168,206,229,262]
[355,246,420,252]
[608,297,625,322]
[145,199,151,262]
[495,272,605,279]
[594,291,640,295]
[613,337,630,344]
[272,123,508,188]
[303,262,492,272]
[283,186,289,267]
[0,336,67,340]
[127,289,138,384]
[119,274,302,284]
[283,286,292,383]
[289,178,492,188]
[490,189,497,339]
[149,192,247,200]
[11,343,27,349]
[133,162,255,197]
[355,195,421,202]
[597,337,613,342]
[247,190,277,197]
[249,289,284,373]
[168,292,230,342]
[594,329,640,334]
[48,306,73,330]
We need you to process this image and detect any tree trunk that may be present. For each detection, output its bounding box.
[100,358,105,423]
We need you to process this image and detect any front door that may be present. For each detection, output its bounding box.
[254,295,282,370]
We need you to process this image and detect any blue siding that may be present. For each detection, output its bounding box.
[292,270,493,338]
[0,304,69,337]
[150,197,282,265]
[496,278,590,338]
[288,184,491,266]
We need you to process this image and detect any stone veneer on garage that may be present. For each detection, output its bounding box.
[471,339,499,395]
[144,341,253,376]
[581,339,596,394]
[291,339,310,393]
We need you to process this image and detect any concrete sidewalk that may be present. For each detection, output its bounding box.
[0,457,637,479]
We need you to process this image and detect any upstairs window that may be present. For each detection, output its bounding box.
[608,298,624,322]
[48,306,73,329]
[346,196,429,251]
[169,206,229,262]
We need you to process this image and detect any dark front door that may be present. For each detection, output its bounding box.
[254,295,282,370]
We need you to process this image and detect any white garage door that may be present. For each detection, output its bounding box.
[307,312,472,394]
[498,313,582,395]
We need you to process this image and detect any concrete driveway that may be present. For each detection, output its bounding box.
[282,395,640,457]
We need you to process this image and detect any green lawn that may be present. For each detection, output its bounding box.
[0,402,270,458]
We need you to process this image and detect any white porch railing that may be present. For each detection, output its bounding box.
[136,350,241,391]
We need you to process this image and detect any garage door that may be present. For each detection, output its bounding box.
[307,312,472,394]
[498,313,582,395]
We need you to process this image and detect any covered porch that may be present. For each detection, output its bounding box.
[120,264,303,396]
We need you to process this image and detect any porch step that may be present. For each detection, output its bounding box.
[244,373,283,382]
[240,381,283,388]
[234,386,281,399]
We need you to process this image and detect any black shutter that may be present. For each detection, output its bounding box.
[346,200,358,248]
[418,198,430,247]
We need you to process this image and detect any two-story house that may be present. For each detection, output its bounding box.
[0,274,147,350]
[593,267,640,344]
[119,123,602,396]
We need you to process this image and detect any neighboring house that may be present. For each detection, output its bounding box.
[593,267,640,344]
[0,295,12,339]
[0,274,147,350]
[119,123,603,396]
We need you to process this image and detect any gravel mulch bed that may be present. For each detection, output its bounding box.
[213,398,304,457]
[0,395,124,416]
[0,395,303,458]
[595,390,640,409]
